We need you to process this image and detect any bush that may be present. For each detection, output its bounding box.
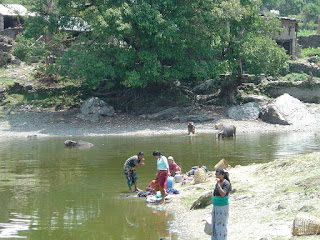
[13,34,49,63]
[299,22,318,31]
[297,29,316,36]
[280,73,309,82]
[300,47,320,58]
[308,56,320,63]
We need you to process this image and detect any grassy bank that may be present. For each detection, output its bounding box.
[163,152,320,240]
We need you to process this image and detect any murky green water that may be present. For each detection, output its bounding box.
[0,132,319,239]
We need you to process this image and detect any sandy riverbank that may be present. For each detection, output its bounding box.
[0,102,320,138]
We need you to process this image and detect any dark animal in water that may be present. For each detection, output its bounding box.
[188,122,195,135]
[64,140,94,148]
[216,124,236,138]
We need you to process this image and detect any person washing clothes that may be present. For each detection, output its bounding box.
[152,150,169,203]
[168,156,181,177]
[123,152,145,192]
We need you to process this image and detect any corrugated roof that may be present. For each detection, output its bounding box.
[0,4,35,16]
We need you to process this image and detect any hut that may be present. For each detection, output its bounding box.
[274,17,301,59]
[0,4,34,38]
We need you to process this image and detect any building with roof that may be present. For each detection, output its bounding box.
[274,17,301,59]
[0,4,35,38]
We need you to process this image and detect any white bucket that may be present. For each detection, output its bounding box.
[174,172,182,183]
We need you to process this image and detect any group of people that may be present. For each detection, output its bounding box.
[123,151,231,239]
[123,151,181,203]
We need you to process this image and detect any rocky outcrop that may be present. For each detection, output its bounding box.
[192,79,216,94]
[289,61,320,78]
[259,93,316,125]
[146,106,215,123]
[265,80,320,103]
[148,107,179,120]
[77,97,115,123]
[227,102,260,120]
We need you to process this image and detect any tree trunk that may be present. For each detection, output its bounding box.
[218,59,243,105]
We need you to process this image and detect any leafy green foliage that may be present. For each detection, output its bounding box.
[302,3,320,24]
[241,35,289,75]
[280,73,310,82]
[261,0,320,32]
[298,29,316,36]
[300,47,320,58]
[19,0,290,105]
[53,0,224,88]
[13,34,49,63]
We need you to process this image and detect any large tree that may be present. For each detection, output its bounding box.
[24,0,288,104]
[207,0,288,103]
[53,0,222,90]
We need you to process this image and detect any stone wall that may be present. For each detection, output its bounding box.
[264,81,320,103]
[289,61,320,77]
[0,27,24,39]
[298,34,320,48]
[0,15,3,32]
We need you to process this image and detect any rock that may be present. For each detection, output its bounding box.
[11,56,21,65]
[77,97,115,123]
[276,204,286,210]
[55,104,63,111]
[27,135,37,139]
[259,93,316,125]
[192,79,216,94]
[299,205,315,212]
[177,114,215,123]
[148,107,179,120]
[243,94,270,103]
[4,108,12,115]
[228,102,260,120]
[190,191,213,210]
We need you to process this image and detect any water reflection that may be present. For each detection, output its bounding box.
[0,132,318,239]
[0,213,36,239]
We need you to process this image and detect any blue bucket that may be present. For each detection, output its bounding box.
[167,177,174,189]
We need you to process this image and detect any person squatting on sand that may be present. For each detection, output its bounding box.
[153,150,169,203]
[168,156,181,177]
[212,168,231,240]
[123,152,145,192]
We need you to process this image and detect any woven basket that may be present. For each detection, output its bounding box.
[214,159,230,170]
[194,168,207,184]
[292,212,320,236]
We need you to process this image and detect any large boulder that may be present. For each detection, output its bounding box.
[259,93,316,125]
[77,97,115,123]
[177,114,215,123]
[192,79,216,94]
[227,102,260,120]
[148,107,179,120]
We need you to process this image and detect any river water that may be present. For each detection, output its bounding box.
[0,132,319,239]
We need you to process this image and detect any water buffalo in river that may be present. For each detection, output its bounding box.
[215,124,236,138]
[64,140,94,148]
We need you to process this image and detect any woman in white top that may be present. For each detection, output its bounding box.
[152,150,169,203]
